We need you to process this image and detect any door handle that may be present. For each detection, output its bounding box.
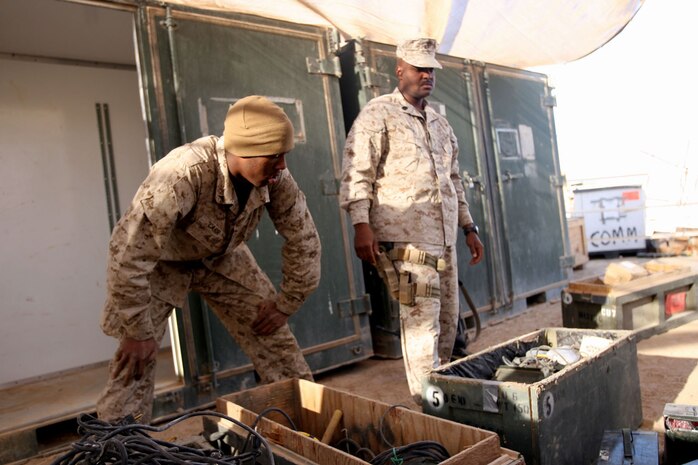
[462,170,485,192]
[502,170,524,183]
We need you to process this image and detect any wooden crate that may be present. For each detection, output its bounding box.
[568,217,589,269]
[207,378,523,465]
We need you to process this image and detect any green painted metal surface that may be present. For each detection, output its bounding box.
[480,65,570,304]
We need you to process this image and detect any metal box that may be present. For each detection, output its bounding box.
[595,429,659,465]
[206,379,524,465]
[572,186,646,256]
[422,328,642,465]
[663,403,698,465]
[561,267,698,336]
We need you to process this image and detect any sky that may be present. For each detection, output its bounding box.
[532,0,698,234]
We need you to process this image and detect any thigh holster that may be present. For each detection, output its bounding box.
[375,247,442,306]
[398,272,441,306]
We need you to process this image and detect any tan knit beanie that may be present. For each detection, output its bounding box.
[224,96,295,157]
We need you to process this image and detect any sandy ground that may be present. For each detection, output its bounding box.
[19,258,698,465]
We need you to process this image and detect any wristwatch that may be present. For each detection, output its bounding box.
[463,224,480,236]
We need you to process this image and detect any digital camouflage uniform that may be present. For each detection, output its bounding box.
[97,135,320,423]
[340,89,473,401]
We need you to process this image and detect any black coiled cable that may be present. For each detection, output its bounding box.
[50,411,275,465]
[371,440,450,465]
[334,404,451,465]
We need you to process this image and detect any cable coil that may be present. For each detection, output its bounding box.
[50,411,275,465]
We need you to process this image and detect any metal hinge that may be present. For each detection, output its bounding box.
[543,95,557,107]
[463,58,486,68]
[320,173,339,195]
[306,55,342,78]
[337,294,372,318]
[306,29,342,77]
[560,255,575,269]
[326,28,341,54]
[358,66,391,90]
[160,7,178,30]
[549,174,566,188]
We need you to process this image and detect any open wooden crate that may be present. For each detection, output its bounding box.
[206,378,523,465]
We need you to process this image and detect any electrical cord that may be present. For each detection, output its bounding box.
[332,404,450,465]
[50,411,275,465]
[378,403,411,448]
[374,404,450,464]
[335,436,377,461]
[235,406,299,456]
[370,440,450,465]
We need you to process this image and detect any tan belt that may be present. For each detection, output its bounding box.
[375,247,443,306]
[387,247,447,271]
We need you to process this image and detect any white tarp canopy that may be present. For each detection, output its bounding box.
[161,0,644,68]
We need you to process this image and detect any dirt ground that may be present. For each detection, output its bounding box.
[19,257,698,465]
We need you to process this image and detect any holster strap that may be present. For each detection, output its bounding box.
[388,247,446,271]
[375,251,400,300]
[398,272,441,306]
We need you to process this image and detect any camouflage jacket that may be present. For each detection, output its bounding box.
[105,136,321,340]
[340,89,473,246]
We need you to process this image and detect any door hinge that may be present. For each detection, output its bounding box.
[358,65,391,90]
[549,174,566,188]
[306,55,342,78]
[320,173,339,195]
[325,28,341,55]
[160,7,178,30]
[560,255,575,269]
[337,294,372,318]
[307,29,342,77]
[543,95,557,107]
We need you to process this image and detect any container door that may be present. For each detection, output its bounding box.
[338,40,495,356]
[479,65,571,309]
[135,5,371,413]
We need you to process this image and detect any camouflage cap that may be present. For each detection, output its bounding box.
[396,38,442,69]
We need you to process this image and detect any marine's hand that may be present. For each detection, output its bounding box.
[466,231,485,265]
[354,223,379,265]
[114,337,159,384]
[252,299,288,336]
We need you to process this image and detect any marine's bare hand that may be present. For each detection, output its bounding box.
[252,299,288,336]
[354,223,379,265]
[114,337,159,384]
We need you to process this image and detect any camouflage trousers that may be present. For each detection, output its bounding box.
[96,264,312,424]
[392,243,458,404]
